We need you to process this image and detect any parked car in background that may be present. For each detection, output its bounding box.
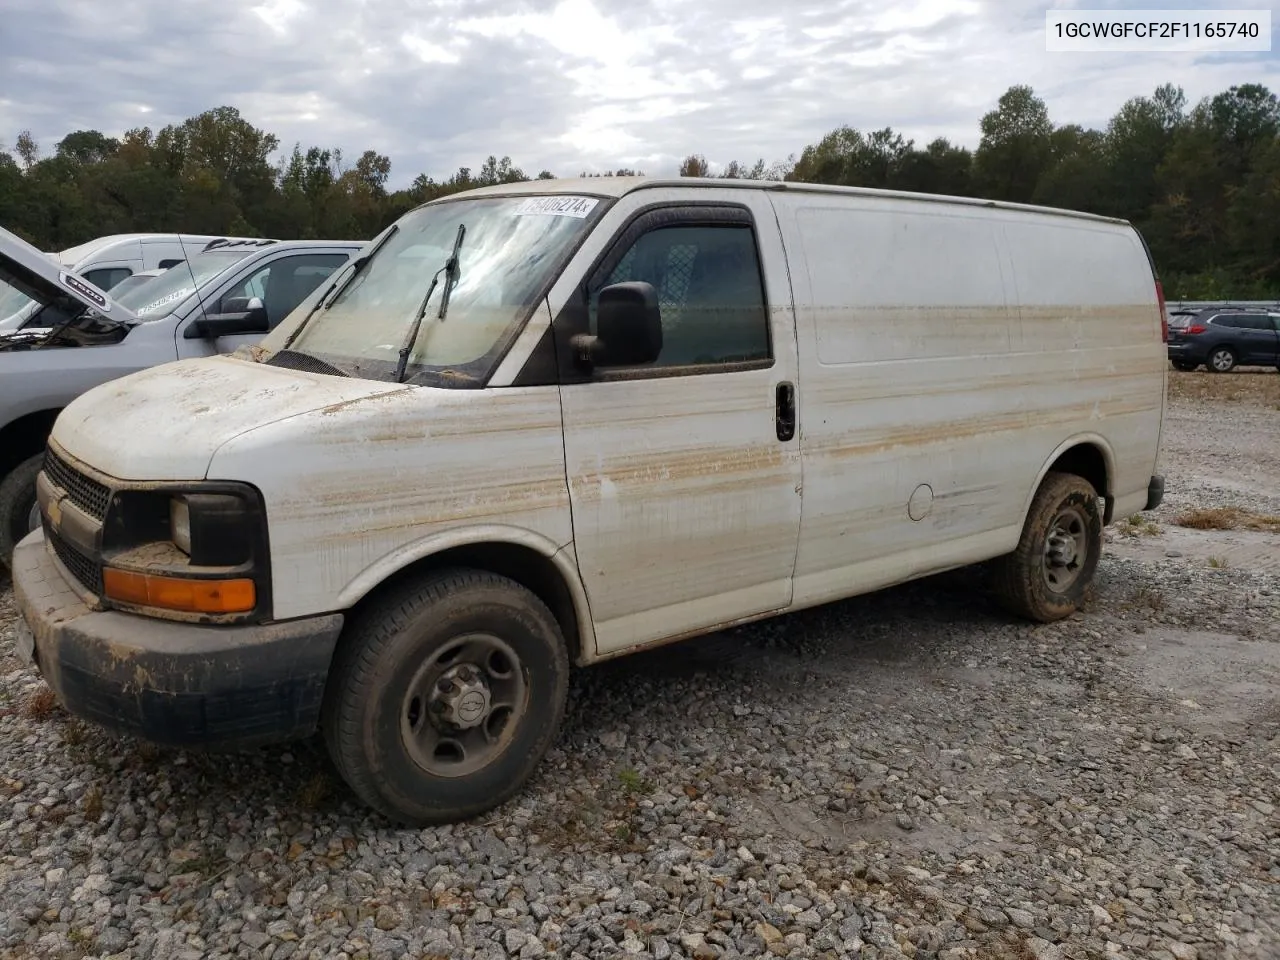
[0,227,364,564]
[1166,307,1280,372]
[0,233,241,331]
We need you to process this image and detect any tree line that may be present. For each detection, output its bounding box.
[3,83,1278,299]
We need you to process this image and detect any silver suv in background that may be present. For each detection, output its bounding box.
[0,228,364,564]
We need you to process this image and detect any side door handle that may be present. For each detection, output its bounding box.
[775,381,796,442]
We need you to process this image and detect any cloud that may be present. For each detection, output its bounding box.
[0,0,1275,186]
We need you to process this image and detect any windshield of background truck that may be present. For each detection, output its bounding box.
[115,248,252,318]
[278,194,601,383]
[0,280,34,320]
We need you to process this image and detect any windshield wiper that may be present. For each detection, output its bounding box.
[394,223,466,383]
[280,224,401,352]
[36,305,127,348]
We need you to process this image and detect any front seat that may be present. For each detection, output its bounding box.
[262,271,300,328]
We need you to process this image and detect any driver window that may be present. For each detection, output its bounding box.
[217,255,349,327]
[589,224,771,369]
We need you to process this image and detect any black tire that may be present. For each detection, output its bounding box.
[322,567,570,826]
[1207,346,1236,373]
[992,471,1102,623]
[0,453,44,570]
[1171,360,1197,372]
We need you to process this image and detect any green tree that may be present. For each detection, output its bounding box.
[894,138,974,196]
[1033,126,1110,213]
[975,85,1053,202]
[679,154,710,177]
[1105,84,1186,222]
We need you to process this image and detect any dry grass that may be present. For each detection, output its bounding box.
[1175,506,1280,533]
[1130,585,1167,614]
[1168,368,1280,408]
[83,784,104,821]
[1116,513,1161,537]
[297,772,332,810]
[23,687,58,720]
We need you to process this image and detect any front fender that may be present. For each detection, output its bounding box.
[333,524,598,661]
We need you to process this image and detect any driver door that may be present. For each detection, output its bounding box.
[176,253,351,358]
[555,194,803,656]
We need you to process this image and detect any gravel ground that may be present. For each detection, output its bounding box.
[1,370,1277,960]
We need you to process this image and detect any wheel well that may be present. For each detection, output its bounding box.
[357,542,583,662]
[1047,443,1111,520]
[0,410,59,480]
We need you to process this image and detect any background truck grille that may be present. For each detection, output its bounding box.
[42,448,111,521]
[44,520,104,596]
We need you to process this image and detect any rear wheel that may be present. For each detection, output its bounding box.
[993,471,1102,623]
[322,567,570,826]
[0,453,44,569]
[1207,346,1236,373]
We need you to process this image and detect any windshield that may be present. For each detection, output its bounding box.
[272,194,605,384]
[115,249,252,319]
[107,273,160,299]
[0,280,34,320]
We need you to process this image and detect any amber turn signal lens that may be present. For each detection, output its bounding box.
[103,568,256,614]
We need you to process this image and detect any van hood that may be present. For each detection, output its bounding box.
[52,355,412,481]
[0,224,139,324]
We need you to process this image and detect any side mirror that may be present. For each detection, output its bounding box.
[184,296,269,339]
[572,281,662,369]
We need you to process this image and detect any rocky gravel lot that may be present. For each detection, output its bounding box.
[1,370,1277,960]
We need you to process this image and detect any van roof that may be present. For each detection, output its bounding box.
[56,234,162,264]
[431,176,1131,227]
[56,233,241,265]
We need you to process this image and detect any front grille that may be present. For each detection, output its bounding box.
[45,521,104,596]
[43,448,110,521]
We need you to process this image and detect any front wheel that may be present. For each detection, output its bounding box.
[1207,346,1236,373]
[992,471,1102,623]
[0,453,44,569]
[322,568,570,825]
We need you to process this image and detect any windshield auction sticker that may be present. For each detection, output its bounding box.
[512,196,599,218]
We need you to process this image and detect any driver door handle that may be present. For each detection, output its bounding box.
[775,381,796,442]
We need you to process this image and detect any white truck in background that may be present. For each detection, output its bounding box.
[0,227,363,562]
[0,233,242,331]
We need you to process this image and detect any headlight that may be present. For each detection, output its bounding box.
[170,497,191,555]
[100,483,269,621]
[167,492,256,566]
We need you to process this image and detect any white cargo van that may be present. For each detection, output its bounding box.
[11,178,1168,825]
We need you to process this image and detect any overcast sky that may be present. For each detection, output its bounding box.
[1,0,1276,187]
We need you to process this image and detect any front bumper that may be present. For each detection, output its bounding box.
[11,529,344,749]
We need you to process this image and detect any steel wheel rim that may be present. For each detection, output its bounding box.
[1043,505,1088,592]
[400,633,528,778]
[1212,350,1233,371]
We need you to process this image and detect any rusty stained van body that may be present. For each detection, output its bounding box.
[11,177,1167,825]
